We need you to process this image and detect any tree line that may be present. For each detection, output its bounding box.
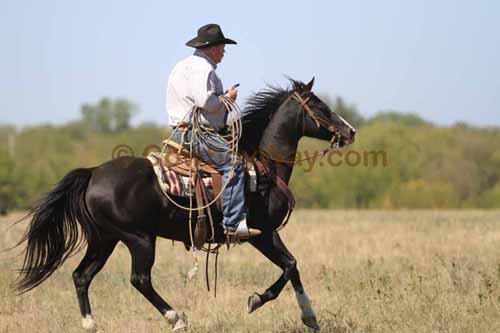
[1,97,499,211]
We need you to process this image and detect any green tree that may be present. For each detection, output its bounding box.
[0,147,17,212]
[114,99,138,131]
[81,98,138,133]
[367,111,430,127]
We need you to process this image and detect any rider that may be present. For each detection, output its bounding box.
[166,23,261,239]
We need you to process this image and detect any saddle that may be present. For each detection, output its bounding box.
[147,140,295,248]
[160,140,220,176]
[148,140,236,206]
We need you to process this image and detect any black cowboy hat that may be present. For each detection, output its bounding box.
[186,23,237,48]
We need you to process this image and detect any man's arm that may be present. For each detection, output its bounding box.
[197,70,237,112]
[196,70,224,112]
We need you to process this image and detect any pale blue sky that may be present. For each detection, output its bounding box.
[1,0,499,127]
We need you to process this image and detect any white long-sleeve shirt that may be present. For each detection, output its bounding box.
[166,50,227,130]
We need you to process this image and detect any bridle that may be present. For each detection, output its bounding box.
[260,91,342,165]
[291,91,343,149]
[291,91,338,137]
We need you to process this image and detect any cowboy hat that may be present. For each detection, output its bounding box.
[186,23,237,48]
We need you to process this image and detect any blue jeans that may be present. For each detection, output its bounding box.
[170,129,246,229]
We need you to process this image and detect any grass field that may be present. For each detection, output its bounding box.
[1,210,500,332]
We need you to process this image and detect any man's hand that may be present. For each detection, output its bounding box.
[227,87,238,101]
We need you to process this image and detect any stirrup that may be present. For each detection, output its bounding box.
[224,220,262,242]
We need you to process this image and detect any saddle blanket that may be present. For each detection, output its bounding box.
[147,152,260,198]
[164,169,213,197]
[147,153,213,197]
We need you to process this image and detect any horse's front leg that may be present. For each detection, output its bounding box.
[248,231,320,330]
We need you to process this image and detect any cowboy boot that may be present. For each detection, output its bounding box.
[224,219,261,242]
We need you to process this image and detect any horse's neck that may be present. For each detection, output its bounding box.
[259,103,302,184]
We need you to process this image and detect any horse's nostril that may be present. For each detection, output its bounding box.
[349,128,356,137]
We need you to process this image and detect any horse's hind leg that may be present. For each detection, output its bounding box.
[73,237,118,331]
[288,258,319,330]
[123,234,187,332]
[249,231,320,330]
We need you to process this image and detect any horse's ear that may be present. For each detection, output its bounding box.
[305,77,315,92]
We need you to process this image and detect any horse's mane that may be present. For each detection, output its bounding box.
[240,79,303,153]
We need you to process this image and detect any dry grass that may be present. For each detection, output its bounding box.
[1,210,500,332]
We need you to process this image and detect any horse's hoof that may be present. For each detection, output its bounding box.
[247,293,263,314]
[81,314,97,332]
[302,315,321,331]
[165,310,187,331]
[172,312,188,332]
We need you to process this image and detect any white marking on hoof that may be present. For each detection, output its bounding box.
[172,314,187,332]
[165,310,178,325]
[81,314,97,331]
[295,290,316,318]
[165,310,188,331]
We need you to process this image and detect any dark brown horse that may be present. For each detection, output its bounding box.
[15,78,355,331]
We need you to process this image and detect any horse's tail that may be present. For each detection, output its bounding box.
[15,167,97,293]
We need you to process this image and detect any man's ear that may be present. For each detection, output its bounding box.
[305,77,315,92]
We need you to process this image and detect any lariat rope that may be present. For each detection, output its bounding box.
[159,95,243,291]
[160,95,243,212]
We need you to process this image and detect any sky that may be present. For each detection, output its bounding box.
[1,0,499,127]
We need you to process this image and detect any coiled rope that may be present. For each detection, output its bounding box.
[160,95,243,212]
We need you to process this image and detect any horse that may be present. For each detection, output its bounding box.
[15,78,356,331]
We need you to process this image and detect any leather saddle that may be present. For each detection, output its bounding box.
[161,140,220,176]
